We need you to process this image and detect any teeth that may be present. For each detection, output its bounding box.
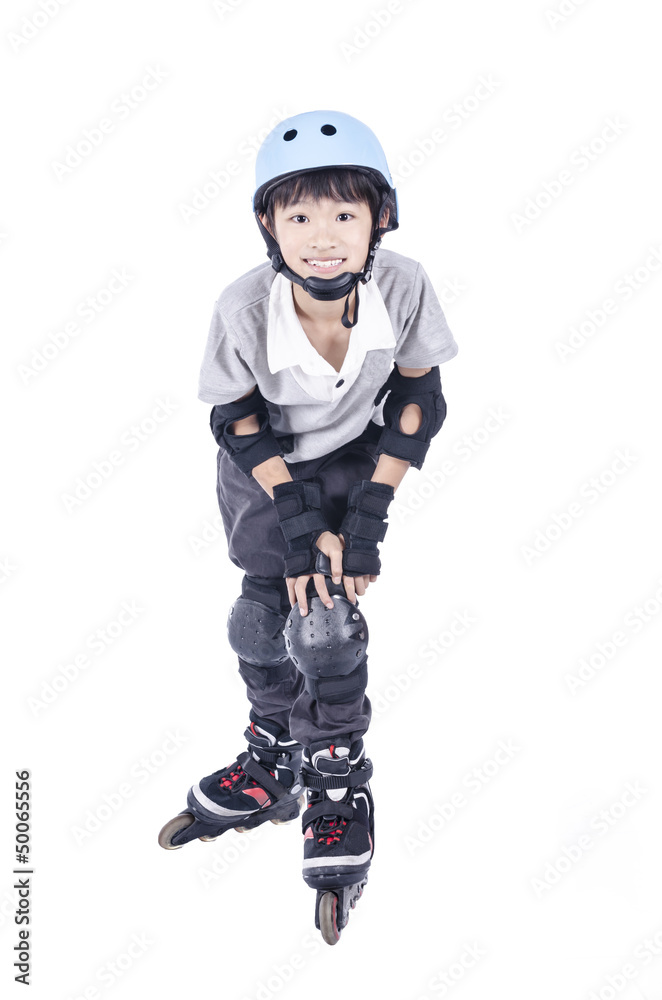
[307,259,342,268]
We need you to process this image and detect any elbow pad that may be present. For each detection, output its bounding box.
[209,387,283,476]
[374,366,447,469]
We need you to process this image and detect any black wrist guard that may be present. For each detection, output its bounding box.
[339,480,394,577]
[272,481,331,578]
[374,366,447,469]
[210,387,283,476]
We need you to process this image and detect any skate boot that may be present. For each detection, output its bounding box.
[158,717,304,849]
[301,738,374,945]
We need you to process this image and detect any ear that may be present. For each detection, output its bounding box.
[259,213,275,238]
[379,207,390,230]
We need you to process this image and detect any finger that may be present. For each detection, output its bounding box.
[295,576,309,616]
[330,547,343,585]
[286,577,296,608]
[369,575,377,582]
[354,576,366,597]
[314,574,334,610]
[343,575,356,604]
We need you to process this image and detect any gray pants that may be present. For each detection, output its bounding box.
[215,428,379,748]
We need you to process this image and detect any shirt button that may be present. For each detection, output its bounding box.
[335,379,344,388]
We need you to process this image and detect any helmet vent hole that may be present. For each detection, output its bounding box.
[320,124,336,136]
[283,129,298,141]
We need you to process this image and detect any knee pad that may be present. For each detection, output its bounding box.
[228,576,291,691]
[283,595,368,705]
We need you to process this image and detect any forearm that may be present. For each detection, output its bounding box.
[371,452,411,491]
[371,365,429,490]
[229,411,292,496]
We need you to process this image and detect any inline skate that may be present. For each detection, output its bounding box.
[158,716,304,849]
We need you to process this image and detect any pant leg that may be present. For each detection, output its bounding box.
[216,432,379,747]
[286,436,379,747]
[236,574,304,733]
[216,450,302,731]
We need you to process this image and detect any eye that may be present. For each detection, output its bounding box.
[337,213,353,222]
[291,214,308,223]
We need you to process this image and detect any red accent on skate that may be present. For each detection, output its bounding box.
[304,828,313,840]
[243,787,271,808]
[330,744,335,757]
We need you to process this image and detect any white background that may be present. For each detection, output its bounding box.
[2,0,662,998]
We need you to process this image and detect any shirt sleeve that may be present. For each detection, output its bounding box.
[197,301,257,405]
[393,263,458,368]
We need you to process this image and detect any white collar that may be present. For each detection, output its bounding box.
[267,272,395,378]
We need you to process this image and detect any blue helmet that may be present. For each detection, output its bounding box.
[253,110,398,328]
[253,109,398,230]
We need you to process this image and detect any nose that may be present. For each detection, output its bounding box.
[308,219,336,249]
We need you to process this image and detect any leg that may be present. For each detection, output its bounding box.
[283,578,374,943]
[228,573,304,732]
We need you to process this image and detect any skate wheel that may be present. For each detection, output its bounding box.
[198,833,219,842]
[158,812,195,850]
[319,892,340,946]
[233,826,248,834]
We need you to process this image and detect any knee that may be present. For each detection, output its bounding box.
[227,576,291,690]
[284,594,368,704]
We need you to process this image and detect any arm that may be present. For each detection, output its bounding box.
[213,385,292,496]
[333,365,446,601]
[370,365,430,489]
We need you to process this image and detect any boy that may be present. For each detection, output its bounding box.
[159,110,458,942]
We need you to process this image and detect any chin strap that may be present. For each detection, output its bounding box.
[254,196,389,329]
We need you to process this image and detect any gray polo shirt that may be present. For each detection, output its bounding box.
[198,248,458,462]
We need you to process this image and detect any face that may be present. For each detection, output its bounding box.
[265,196,375,280]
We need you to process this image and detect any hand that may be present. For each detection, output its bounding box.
[286,531,377,615]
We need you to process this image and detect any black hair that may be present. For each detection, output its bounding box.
[263,167,391,234]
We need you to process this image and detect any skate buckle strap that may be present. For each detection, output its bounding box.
[304,759,373,791]
[302,799,355,833]
[237,751,292,802]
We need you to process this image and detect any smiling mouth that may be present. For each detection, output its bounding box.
[304,258,345,269]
